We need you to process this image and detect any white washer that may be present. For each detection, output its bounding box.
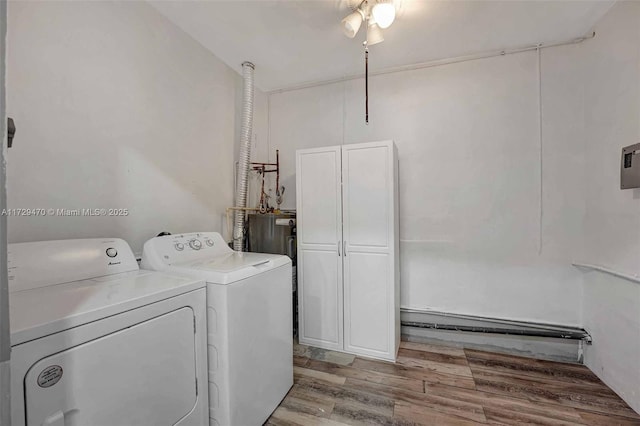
[9,238,209,426]
[141,232,293,426]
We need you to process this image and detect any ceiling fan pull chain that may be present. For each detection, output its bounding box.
[365,45,369,125]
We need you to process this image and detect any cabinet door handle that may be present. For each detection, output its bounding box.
[338,242,341,257]
[343,240,347,256]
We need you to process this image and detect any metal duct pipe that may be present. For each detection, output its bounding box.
[233,61,255,251]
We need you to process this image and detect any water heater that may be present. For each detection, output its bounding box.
[247,213,296,259]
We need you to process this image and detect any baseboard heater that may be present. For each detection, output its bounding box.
[401,309,592,343]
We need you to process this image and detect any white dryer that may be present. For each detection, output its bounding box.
[141,232,293,426]
[9,238,209,426]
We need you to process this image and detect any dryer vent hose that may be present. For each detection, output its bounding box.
[233,62,255,251]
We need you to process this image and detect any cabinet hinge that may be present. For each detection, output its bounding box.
[195,378,198,396]
[193,317,196,334]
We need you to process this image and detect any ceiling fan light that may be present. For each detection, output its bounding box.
[366,21,384,46]
[372,1,395,29]
[342,10,363,38]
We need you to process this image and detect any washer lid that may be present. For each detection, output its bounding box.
[168,252,291,284]
[9,270,205,346]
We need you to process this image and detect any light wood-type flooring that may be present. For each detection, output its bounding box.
[266,340,640,425]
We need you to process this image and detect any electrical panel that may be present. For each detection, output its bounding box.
[621,143,640,189]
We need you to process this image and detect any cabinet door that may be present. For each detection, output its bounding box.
[342,142,396,360]
[296,147,343,350]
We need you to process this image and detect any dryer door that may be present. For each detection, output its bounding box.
[25,307,197,426]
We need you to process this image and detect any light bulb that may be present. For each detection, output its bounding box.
[366,21,384,46]
[372,1,395,29]
[342,10,364,38]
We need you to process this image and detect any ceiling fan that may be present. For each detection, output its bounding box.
[340,0,398,124]
[341,0,397,46]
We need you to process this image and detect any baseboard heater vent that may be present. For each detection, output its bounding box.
[401,309,591,343]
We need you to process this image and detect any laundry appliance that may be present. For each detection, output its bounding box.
[141,231,293,426]
[247,212,298,336]
[8,238,209,426]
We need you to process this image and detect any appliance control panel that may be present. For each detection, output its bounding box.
[8,238,139,292]
[169,234,216,252]
[142,232,232,267]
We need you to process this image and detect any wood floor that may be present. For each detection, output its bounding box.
[266,340,640,426]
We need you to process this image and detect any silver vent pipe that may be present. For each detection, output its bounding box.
[233,62,255,251]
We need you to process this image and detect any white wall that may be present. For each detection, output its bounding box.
[267,45,586,325]
[583,271,640,412]
[580,1,640,279]
[6,1,251,254]
[580,1,640,413]
[0,0,9,423]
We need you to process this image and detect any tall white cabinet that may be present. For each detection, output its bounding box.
[296,140,399,361]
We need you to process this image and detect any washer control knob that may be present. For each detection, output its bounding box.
[174,243,185,251]
[106,248,118,258]
[205,239,214,247]
[189,239,202,250]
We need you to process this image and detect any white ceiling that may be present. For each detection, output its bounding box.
[150,0,615,92]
